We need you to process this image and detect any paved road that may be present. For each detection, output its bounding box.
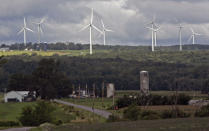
[0,127,33,131]
[54,99,112,118]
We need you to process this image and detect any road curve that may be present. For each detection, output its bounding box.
[54,99,112,119]
[0,127,33,131]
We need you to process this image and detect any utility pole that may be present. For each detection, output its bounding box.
[86,84,88,96]
[92,83,96,121]
[78,84,81,99]
[102,81,104,107]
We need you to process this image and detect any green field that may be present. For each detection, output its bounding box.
[0,102,35,121]
[0,101,105,125]
[33,117,209,131]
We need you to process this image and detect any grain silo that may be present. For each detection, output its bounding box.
[106,83,115,98]
[140,71,149,95]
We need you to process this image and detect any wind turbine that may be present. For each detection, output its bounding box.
[101,19,113,46]
[18,17,33,46]
[79,8,103,55]
[147,26,161,51]
[188,28,202,45]
[33,18,46,44]
[146,15,159,51]
[177,24,184,51]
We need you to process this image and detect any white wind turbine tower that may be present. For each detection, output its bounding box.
[79,8,103,55]
[147,26,161,51]
[101,19,113,46]
[33,18,46,44]
[177,24,184,51]
[18,18,33,46]
[189,28,202,45]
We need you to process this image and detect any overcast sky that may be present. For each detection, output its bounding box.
[1,0,209,46]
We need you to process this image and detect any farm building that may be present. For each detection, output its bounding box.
[4,91,35,103]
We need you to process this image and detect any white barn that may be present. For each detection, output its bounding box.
[4,91,29,102]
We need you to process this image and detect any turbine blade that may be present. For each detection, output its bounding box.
[24,17,26,27]
[17,28,24,35]
[187,35,193,43]
[91,8,94,24]
[190,28,194,33]
[78,24,90,32]
[26,28,33,32]
[106,29,114,32]
[195,33,202,36]
[156,26,161,31]
[101,19,105,28]
[146,27,154,30]
[40,27,43,34]
[40,18,46,24]
[92,25,103,34]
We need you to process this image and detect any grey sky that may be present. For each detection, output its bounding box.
[0,0,209,45]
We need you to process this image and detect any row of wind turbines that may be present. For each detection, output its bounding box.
[146,17,205,52]
[18,17,46,46]
[17,8,205,54]
[17,8,113,55]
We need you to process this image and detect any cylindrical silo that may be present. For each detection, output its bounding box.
[140,71,149,95]
[106,83,115,98]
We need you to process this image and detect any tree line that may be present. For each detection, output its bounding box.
[0,55,208,98]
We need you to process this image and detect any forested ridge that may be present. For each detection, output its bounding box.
[0,46,209,97]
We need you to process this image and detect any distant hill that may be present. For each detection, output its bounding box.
[2,42,209,51]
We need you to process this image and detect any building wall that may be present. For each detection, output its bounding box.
[4,91,23,102]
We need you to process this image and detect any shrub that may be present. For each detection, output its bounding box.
[0,121,20,127]
[116,95,136,108]
[18,106,35,126]
[19,101,55,126]
[117,94,191,109]
[107,114,121,122]
[140,110,160,120]
[177,94,192,105]
[195,105,209,117]
[123,105,140,121]
[161,108,190,119]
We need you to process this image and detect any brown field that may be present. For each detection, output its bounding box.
[140,105,200,114]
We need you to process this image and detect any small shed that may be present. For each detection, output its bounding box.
[4,91,29,102]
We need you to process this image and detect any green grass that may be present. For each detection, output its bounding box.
[62,98,114,110]
[0,102,35,121]
[53,102,105,124]
[35,117,209,131]
[0,93,3,102]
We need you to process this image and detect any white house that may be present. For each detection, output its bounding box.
[4,91,30,102]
